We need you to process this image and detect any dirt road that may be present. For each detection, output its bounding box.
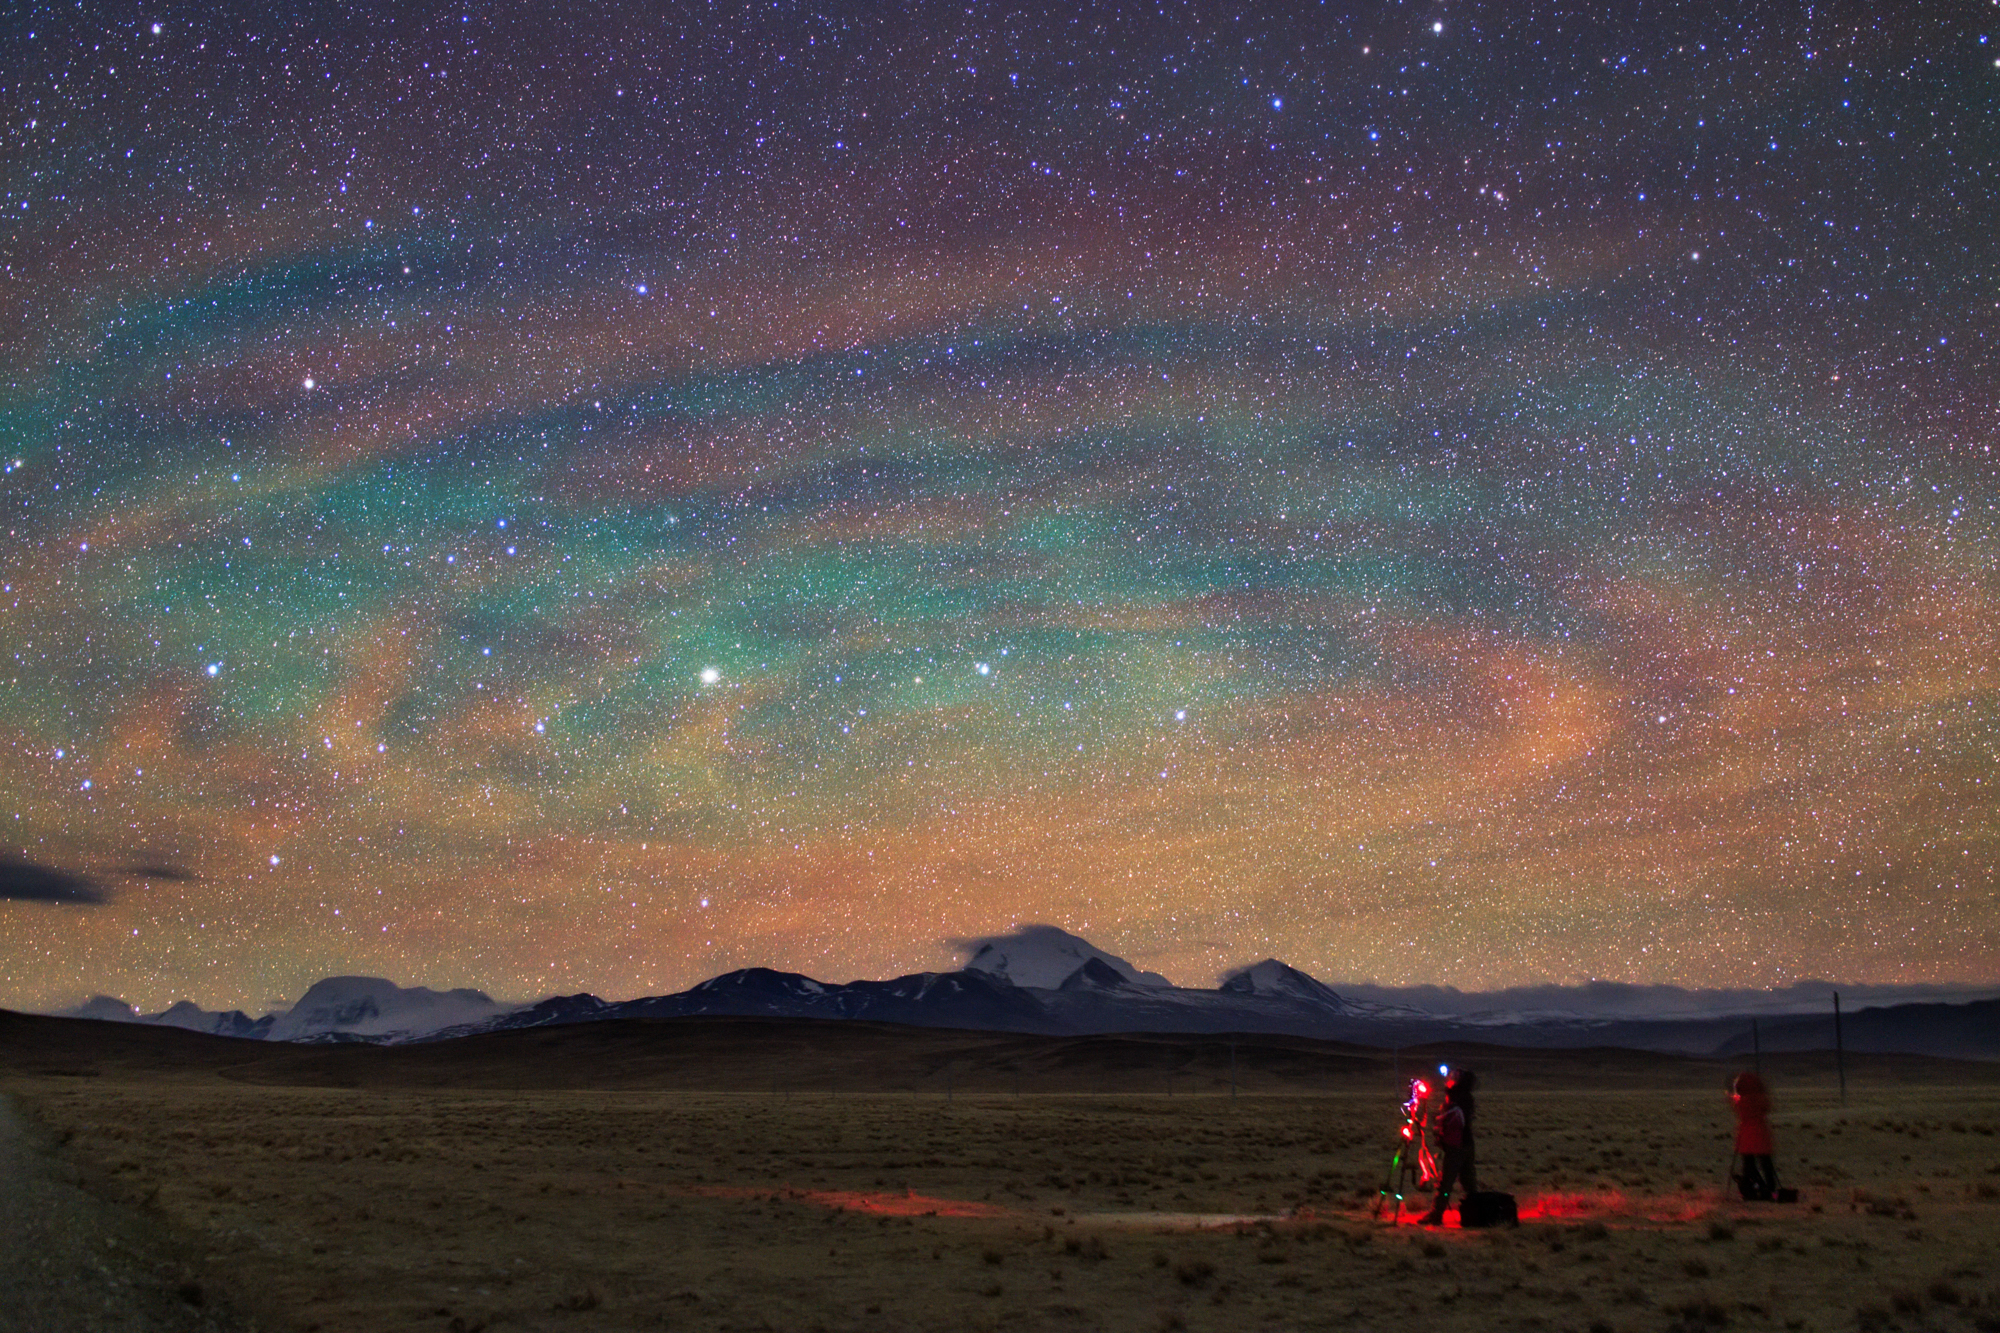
[0,1095,236,1333]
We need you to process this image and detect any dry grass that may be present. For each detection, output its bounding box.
[9,1072,2000,1333]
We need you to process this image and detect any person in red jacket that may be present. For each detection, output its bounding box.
[1730,1071,1779,1201]
[1420,1069,1478,1225]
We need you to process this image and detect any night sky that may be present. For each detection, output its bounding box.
[3,0,1996,1013]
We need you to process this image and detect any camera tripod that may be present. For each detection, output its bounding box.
[1373,1075,1442,1223]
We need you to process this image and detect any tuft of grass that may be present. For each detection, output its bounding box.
[1173,1258,1215,1287]
[552,1287,600,1313]
[1666,1295,1730,1328]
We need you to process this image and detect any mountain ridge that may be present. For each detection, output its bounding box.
[51,931,2000,1059]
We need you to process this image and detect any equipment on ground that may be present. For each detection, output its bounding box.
[1373,1066,1446,1223]
[1725,1152,1799,1204]
[1458,1190,1519,1228]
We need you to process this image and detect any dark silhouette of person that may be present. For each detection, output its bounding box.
[1731,1071,1778,1200]
[1421,1069,1478,1225]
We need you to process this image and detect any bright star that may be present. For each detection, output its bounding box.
[699,667,721,685]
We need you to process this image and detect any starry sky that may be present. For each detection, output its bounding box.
[3,0,1997,1013]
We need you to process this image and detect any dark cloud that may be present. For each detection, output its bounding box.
[1319,979,2000,1020]
[0,856,107,904]
[120,864,194,883]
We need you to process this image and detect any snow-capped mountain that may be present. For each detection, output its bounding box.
[61,995,272,1038]
[1219,959,1352,1008]
[465,965,1062,1037]
[49,931,2000,1058]
[66,995,142,1023]
[144,1000,274,1039]
[961,925,1171,990]
[263,977,518,1043]
[461,948,1388,1045]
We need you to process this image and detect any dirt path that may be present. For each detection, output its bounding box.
[0,1095,238,1333]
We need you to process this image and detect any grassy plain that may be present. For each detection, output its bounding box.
[3,1019,1999,1333]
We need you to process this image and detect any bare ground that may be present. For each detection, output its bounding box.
[0,1094,240,1333]
[5,1071,2000,1333]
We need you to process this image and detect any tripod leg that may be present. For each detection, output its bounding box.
[1374,1145,1402,1219]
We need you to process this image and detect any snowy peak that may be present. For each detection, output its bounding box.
[1058,956,1134,991]
[148,1000,215,1030]
[687,968,828,1000]
[145,1000,272,1039]
[67,995,140,1023]
[1218,959,1347,1010]
[960,925,1171,990]
[264,976,516,1043]
[60,994,271,1039]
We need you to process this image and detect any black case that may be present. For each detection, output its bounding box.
[1459,1191,1519,1228]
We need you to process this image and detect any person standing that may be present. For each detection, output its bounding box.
[1420,1069,1478,1225]
[1730,1071,1779,1200]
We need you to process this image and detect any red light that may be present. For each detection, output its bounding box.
[1415,1082,1428,1096]
[1402,1127,1413,1139]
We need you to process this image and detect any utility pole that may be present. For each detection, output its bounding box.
[1833,992,1847,1107]
[1230,1042,1238,1102]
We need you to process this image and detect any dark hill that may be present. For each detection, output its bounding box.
[7,1008,2000,1095]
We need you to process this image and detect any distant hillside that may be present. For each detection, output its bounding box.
[44,931,2000,1059]
[7,1008,2000,1096]
[1712,999,2000,1062]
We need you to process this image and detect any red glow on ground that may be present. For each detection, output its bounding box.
[798,1190,1012,1218]
[1514,1190,1713,1225]
[1370,1190,1717,1229]
[691,1183,1722,1231]
[1517,1189,1629,1220]
[691,1184,1011,1218]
